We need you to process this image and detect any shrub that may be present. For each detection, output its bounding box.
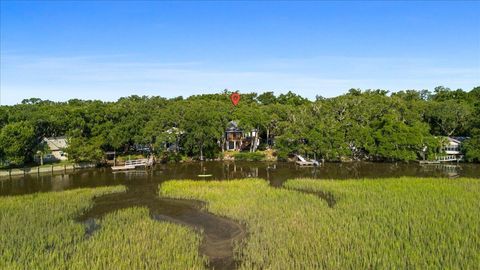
[234,151,266,161]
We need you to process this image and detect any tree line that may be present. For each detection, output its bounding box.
[0,86,479,166]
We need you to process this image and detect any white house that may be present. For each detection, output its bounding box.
[444,137,462,154]
[36,136,68,163]
[439,137,465,162]
[164,127,184,152]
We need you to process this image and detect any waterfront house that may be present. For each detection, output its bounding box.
[224,121,260,151]
[164,127,184,152]
[439,137,466,162]
[35,136,68,163]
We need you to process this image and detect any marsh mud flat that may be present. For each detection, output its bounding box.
[76,182,246,270]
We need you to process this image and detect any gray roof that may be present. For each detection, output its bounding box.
[226,121,242,132]
[43,136,68,151]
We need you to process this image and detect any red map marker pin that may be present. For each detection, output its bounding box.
[230,92,241,106]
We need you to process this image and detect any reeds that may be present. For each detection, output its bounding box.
[0,187,206,269]
[70,207,206,269]
[161,177,480,269]
[2,178,478,269]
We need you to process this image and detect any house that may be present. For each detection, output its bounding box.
[223,121,260,151]
[164,127,184,152]
[439,137,466,162]
[35,136,68,163]
[132,144,152,153]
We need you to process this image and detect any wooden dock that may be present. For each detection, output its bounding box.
[419,155,463,165]
[111,165,136,171]
[112,157,154,171]
[419,160,441,165]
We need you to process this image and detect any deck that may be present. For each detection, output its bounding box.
[112,157,154,171]
[419,155,463,165]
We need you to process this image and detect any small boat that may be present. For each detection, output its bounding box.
[198,174,213,177]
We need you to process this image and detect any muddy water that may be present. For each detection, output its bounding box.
[1,161,479,269]
[2,162,479,196]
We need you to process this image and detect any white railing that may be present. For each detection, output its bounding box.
[436,155,463,162]
[125,158,152,167]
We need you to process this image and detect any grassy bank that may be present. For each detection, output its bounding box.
[2,178,479,269]
[161,178,480,269]
[0,187,206,269]
[233,151,266,161]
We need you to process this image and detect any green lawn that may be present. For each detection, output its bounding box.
[161,177,480,269]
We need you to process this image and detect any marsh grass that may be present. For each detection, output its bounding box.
[0,187,126,269]
[161,177,480,269]
[71,207,207,269]
[0,187,206,270]
[2,178,479,269]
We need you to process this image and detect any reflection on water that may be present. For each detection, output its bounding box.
[1,162,479,196]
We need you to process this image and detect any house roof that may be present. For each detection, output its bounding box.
[447,136,469,145]
[226,121,243,132]
[43,136,68,151]
[450,136,468,143]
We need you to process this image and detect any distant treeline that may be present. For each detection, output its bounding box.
[0,86,479,166]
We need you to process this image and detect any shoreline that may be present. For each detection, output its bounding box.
[0,159,474,180]
[0,163,97,178]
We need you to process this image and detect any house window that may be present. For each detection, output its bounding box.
[228,141,235,150]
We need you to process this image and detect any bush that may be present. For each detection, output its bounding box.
[275,150,290,161]
[233,151,266,161]
[159,151,184,163]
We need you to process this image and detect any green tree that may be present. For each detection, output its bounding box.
[66,134,104,163]
[463,129,480,162]
[257,92,277,105]
[181,100,228,160]
[277,91,309,106]
[426,100,471,136]
[0,122,36,165]
[368,114,434,161]
[0,107,8,129]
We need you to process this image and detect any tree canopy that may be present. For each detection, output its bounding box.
[1,86,479,166]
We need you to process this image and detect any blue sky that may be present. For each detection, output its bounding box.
[1,1,479,105]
